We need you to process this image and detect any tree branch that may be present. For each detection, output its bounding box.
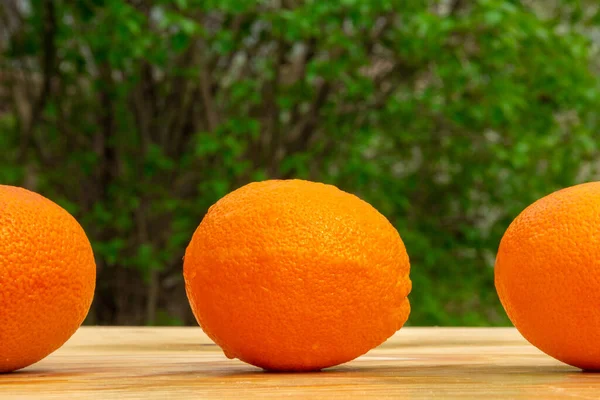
[19,0,57,163]
[264,38,286,175]
[286,80,330,156]
[198,48,220,131]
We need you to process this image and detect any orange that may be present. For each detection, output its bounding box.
[495,182,600,370]
[0,185,96,373]
[184,179,411,371]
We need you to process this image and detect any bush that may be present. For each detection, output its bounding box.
[1,0,599,325]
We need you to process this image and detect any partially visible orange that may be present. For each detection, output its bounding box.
[495,182,600,370]
[184,179,411,371]
[0,185,96,373]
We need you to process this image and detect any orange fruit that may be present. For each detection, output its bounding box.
[184,179,411,371]
[495,182,600,370]
[0,185,96,373]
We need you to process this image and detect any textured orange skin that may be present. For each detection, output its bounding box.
[184,180,411,371]
[0,185,96,373]
[495,182,600,371]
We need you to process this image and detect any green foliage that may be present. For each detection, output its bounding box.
[1,0,600,326]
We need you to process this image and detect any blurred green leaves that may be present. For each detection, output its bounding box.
[1,0,599,326]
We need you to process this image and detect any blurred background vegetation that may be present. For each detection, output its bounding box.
[1,0,599,326]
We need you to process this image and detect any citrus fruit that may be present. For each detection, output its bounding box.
[495,182,600,370]
[0,185,96,373]
[184,179,411,371]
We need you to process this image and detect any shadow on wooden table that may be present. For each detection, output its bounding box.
[3,362,599,400]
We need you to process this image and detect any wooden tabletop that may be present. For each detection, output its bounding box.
[2,327,599,399]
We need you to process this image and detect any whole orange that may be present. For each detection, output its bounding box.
[0,185,96,373]
[184,180,411,371]
[495,182,600,370]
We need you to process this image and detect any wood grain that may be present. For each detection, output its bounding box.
[1,327,599,399]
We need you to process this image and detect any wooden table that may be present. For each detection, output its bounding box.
[2,327,599,399]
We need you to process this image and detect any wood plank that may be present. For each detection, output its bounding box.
[1,327,599,399]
